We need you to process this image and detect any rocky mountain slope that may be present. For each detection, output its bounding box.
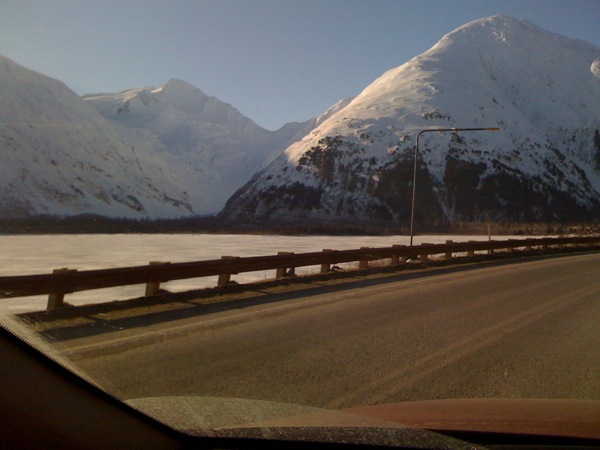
[221,15,600,227]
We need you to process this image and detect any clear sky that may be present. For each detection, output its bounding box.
[1,0,599,130]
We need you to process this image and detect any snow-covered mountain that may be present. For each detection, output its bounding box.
[221,15,600,227]
[84,80,322,213]
[0,54,195,218]
[0,55,323,218]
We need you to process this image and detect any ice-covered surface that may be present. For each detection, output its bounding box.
[0,233,535,313]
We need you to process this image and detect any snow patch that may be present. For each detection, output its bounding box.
[591,59,600,79]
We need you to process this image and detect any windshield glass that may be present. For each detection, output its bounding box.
[1,1,600,446]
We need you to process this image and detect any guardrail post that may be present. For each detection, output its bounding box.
[359,248,369,269]
[47,268,77,310]
[419,243,432,262]
[276,252,294,279]
[321,249,333,274]
[467,241,476,257]
[445,240,453,260]
[218,256,237,287]
[391,245,405,265]
[145,261,169,296]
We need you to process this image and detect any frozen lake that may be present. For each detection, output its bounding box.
[0,233,530,313]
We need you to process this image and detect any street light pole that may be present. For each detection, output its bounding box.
[409,127,499,246]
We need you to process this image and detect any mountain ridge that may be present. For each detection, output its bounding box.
[0,55,320,218]
[0,53,195,218]
[2,15,600,225]
[84,78,320,214]
[221,15,600,227]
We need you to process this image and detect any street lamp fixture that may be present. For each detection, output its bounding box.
[409,127,499,246]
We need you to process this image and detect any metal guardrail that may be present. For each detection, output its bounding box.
[1,236,598,310]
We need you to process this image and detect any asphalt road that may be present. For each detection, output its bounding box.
[59,252,600,409]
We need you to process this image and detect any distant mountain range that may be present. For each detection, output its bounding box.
[221,15,600,226]
[83,79,331,214]
[0,55,346,218]
[0,54,193,218]
[2,15,600,226]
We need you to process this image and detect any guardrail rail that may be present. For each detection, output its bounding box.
[1,236,598,310]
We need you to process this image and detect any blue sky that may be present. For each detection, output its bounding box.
[2,0,599,130]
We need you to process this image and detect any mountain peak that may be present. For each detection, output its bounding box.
[160,78,207,96]
[0,55,195,218]
[437,14,598,55]
[222,16,600,227]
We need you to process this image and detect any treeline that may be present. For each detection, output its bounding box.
[0,214,224,234]
[0,214,598,236]
[0,214,405,235]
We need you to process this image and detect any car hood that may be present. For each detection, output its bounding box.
[126,396,600,447]
[125,396,481,448]
[346,398,600,440]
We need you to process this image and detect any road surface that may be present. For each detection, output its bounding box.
[53,252,600,409]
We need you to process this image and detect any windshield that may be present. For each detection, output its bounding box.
[1,1,600,447]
